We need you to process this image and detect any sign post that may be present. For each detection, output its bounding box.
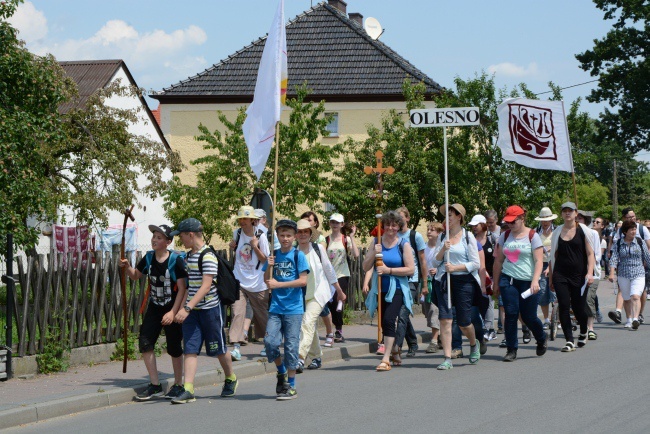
[410,107,480,309]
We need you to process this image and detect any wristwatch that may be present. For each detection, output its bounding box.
[184,305,191,313]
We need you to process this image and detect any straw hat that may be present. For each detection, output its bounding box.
[297,219,320,242]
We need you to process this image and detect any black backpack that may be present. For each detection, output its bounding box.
[197,246,241,306]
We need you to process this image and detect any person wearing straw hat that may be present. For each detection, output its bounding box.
[431,203,482,370]
[534,207,557,329]
[228,206,270,362]
[295,219,345,372]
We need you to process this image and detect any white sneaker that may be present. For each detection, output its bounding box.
[260,348,267,357]
[624,321,632,329]
[230,348,241,361]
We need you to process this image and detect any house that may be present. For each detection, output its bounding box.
[151,0,442,185]
[31,59,173,254]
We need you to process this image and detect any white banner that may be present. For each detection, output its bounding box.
[497,98,573,172]
[242,0,287,180]
[409,107,480,127]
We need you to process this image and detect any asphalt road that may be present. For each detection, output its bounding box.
[7,282,650,434]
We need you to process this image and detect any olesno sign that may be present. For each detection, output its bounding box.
[409,107,480,127]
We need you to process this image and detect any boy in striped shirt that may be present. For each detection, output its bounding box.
[171,218,237,403]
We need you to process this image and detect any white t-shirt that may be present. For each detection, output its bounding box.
[233,230,270,292]
[612,223,650,243]
[586,227,602,280]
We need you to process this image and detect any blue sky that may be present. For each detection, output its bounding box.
[9,0,613,119]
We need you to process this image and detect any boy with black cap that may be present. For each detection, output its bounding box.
[263,219,309,400]
[171,218,237,403]
[120,224,188,401]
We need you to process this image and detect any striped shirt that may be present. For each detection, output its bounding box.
[185,245,220,309]
[610,237,650,280]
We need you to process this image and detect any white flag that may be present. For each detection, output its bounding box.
[243,0,288,180]
[497,98,573,172]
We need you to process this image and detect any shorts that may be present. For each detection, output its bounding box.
[319,304,330,317]
[432,274,476,326]
[139,301,183,358]
[182,305,228,357]
[617,276,645,301]
[584,280,599,317]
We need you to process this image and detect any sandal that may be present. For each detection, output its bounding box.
[390,350,402,366]
[577,334,587,348]
[469,342,481,364]
[561,341,576,352]
[323,333,334,348]
[376,361,391,371]
[587,330,597,340]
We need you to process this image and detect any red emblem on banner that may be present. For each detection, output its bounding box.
[508,103,557,160]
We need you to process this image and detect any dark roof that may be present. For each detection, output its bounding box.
[58,60,170,150]
[152,2,442,103]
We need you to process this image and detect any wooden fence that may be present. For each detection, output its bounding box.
[4,247,372,356]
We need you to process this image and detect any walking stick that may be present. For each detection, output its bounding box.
[120,205,135,373]
[364,150,394,343]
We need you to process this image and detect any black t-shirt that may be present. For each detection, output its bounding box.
[483,236,495,276]
[554,226,587,286]
[136,252,188,306]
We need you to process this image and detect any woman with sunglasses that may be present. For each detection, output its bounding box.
[549,202,595,352]
[492,206,547,361]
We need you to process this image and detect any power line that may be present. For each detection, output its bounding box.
[534,79,599,96]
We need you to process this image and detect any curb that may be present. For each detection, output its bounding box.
[0,332,432,430]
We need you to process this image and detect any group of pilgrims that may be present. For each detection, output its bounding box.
[122,202,649,402]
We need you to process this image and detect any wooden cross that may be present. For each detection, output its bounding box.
[364,150,395,176]
[364,150,394,343]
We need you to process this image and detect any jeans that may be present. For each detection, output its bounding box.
[452,306,485,350]
[500,274,546,350]
[264,312,303,370]
[537,263,556,306]
[395,283,418,349]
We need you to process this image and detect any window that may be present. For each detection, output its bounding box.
[325,112,339,137]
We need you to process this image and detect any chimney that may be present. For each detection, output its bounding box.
[348,12,363,26]
[328,0,347,14]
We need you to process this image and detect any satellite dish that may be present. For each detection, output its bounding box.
[364,17,383,40]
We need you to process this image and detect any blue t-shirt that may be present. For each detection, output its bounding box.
[399,230,426,283]
[263,247,310,314]
[381,239,405,293]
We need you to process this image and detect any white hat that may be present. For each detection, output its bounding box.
[254,209,266,218]
[468,214,486,226]
[534,207,558,221]
[329,213,344,223]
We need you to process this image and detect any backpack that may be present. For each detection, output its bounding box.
[503,228,535,243]
[312,242,323,264]
[197,246,241,306]
[234,227,265,270]
[616,236,644,255]
[139,250,186,314]
[617,223,646,241]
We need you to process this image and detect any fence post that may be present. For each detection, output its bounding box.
[2,233,15,380]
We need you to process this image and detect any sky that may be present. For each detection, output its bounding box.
[8,0,614,119]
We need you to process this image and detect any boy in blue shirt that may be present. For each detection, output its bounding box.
[263,219,309,400]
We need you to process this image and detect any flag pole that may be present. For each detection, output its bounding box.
[270,121,280,250]
[561,101,579,208]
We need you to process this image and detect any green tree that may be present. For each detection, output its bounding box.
[164,85,342,242]
[1,0,181,254]
[576,0,650,152]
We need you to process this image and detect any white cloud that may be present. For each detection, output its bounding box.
[8,1,48,44]
[487,62,539,78]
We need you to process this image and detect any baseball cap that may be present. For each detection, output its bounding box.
[169,218,203,236]
[468,214,487,226]
[276,219,298,233]
[561,202,577,211]
[502,205,525,223]
[148,224,173,240]
[329,213,344,223]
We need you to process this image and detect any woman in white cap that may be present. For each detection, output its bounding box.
[534,207,557,329]
[326,212,359,343]
[469,214,496,341]
[549,202,595,352]
[431,203,482,370]
[295,219,345,371]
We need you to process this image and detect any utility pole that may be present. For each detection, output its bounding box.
[612,160,618,222]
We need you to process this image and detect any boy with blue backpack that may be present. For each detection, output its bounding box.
[119,224,188,401]
[263,219,309,400]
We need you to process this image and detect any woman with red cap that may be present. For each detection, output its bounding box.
[492,206,548,361]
